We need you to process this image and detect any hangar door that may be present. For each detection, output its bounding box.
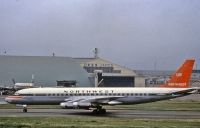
[100,76,134,87]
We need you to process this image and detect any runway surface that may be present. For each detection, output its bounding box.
[0,108,200,119]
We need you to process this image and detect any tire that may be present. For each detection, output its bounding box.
[100,109,106,114]
[23,108,27,113]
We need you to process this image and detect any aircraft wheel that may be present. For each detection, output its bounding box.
[93,108,106,114]
[23,107,27,113]
[92,109,98,114]
[100,109,106,114]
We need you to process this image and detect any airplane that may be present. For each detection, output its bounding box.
[12,74,35,90]
[5,59,197,114]
[0,75,35,95]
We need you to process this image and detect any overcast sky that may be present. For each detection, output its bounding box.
[0,0,200,70]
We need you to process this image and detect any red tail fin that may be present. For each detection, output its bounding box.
[160,59,195,88]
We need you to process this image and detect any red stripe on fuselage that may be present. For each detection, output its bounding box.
[6,96,25,100]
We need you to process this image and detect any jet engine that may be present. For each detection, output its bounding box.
[108,101,122,105]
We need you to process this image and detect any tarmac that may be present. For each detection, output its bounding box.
[0,108,200,119]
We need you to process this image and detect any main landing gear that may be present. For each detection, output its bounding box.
[92,106,106,114]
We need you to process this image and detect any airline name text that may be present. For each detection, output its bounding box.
[64,90,114,94]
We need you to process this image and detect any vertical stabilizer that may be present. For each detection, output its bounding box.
[161,59,195,88]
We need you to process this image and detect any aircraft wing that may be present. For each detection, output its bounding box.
[168,88,197,96]
[64,96,124,105]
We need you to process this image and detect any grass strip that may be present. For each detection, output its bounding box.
[0,117,200,128]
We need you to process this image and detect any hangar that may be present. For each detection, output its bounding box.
[0,56,91,87]
[75,57,144,87]
[0,55,145,88]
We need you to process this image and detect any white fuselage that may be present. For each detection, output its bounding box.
[5,87,193,106]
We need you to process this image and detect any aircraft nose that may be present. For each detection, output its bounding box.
[5,96,24,104]
[5,96,11,103]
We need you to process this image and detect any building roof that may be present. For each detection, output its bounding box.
[73,57,96,63]
[74,57,137,76]
[0,56,91,87]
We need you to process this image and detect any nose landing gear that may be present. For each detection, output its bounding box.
[22,105,27,113]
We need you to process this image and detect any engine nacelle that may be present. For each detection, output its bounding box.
[108,101,122,105]
[78,102,91,107]
[60,102,91,109]
[60,102,73,109]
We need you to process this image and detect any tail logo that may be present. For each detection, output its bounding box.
[168,82,186,87]
[176,73,182,77]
